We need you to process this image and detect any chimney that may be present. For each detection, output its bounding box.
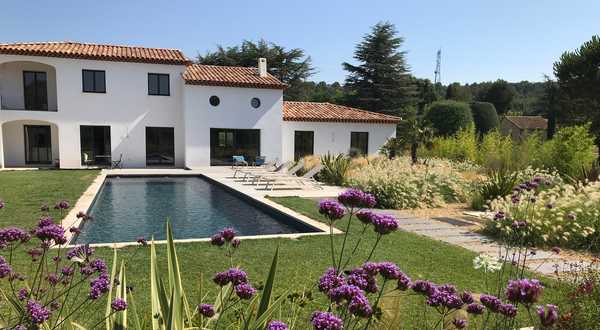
[258,58,267,77]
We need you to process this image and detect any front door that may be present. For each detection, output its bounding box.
[146,127,175,166]
[24,125,52,164]
[80,126,111,166]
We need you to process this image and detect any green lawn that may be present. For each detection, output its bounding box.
[0,170,567,328]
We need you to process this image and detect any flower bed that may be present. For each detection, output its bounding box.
[345,157,477,209]
[486,174,599,250]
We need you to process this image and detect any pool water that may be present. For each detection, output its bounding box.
[74,176,318,244]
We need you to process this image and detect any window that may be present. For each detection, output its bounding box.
[23,71,48,110]
[294,131,314,161]
[350,132,369,156]
[210,128,260,166]
[251,97,261,109]
[82,70,106,93]
[209,95,220,107]
[148,73,170,96]
[80,126,111,166]
[24,125,52,164]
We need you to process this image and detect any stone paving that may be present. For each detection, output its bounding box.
[374,210,596,276]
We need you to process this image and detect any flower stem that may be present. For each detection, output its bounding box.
[337,210,355,272]
[365,234,382,263]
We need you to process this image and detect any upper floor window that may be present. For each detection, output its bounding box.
[350,132,369,156]
[82,70,106,93]
[23,71,48,110]
[148,73,170,96]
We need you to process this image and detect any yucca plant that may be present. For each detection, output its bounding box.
[471,170,519,210]
[319,153,352,186]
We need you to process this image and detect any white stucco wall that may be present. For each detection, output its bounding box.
[0,54,186,168]
[183,84,283,167]
[281,121,397,162]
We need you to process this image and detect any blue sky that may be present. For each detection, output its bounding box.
[1,0,598,84]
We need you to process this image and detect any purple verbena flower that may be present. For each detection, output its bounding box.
[411,280,437,296]
[318,268,345,293]
[197,303,215,317]
[18,288,28,301]
[47,273,59,286]
[377,262,401,280]
[338,189,376,208]
[318,200,346,221]
[537,304,559,327]
[505,279,544,305]
[220,227,236,241]
[34,224,67,245]
[348,293,373,318]
[396,271,412,291]
[213,268,248,286]
[311,311,343,330]
[89,273,110,300]
[266,320,289,330]
[347,268,377,293]
[466,303,485,314]
[61,266,74,277]
[452,318,467,329]
[0,227,31,245]
[111,298,128,311]
[328,284,363,303]
[67,245,94,260]
[460,291,474,304]
[90,259,107,273]
[26,300,51,324]
[57,200,70,210]
[234,282,256,299]
[356,210,377,225]
[210,233,225,246]
[0,256,12,278]
[499,303,518,318]
[371,214,399,235]
[232,238,241,248]
[480,294,502,313]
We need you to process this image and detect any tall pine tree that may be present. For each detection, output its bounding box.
[343,22,416,116]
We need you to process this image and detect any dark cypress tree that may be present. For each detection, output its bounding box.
[343,22,416,116]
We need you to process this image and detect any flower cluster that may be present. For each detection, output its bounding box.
[266,320,289,330]
[0,256,12,278]
[537,304,559,327]
[505,278,544,305]
[210,227,240,248]
[197,303,215,317]
[318,200,346,221]
[337,188,376,209]
[0,227,30,247]
[33,217,67,245]
[111,298,128,311]
[26,300,51,324]
[311,311,343,330]
[473,254,502,273]
[89,273,110,300]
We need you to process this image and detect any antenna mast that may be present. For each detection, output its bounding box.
[434,49,442,85]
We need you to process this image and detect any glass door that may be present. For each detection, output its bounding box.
[294,131,314,161]
[146,127,175,166]
[24,125,52,164]
[80,126,111,166]
[210,128,260,165]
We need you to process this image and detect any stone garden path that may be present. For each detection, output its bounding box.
[376,210,596,276]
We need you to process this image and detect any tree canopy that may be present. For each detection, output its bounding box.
[445,82,472,102]
[478,79,516,115]
[343,21,416,116]
[197,39,314,100]
[424,100,473,136]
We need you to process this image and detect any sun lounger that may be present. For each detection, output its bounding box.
[262,164,325,191]
[245,161,304,185]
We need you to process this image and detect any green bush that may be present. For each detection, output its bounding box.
[419,125,478,162]
[424,100,473,136]
[537,124,597,178]
[470,102,499,135]
[470,170,519,210]
[318,153,352,185]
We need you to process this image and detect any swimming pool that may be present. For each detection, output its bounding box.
[74,176,320,244]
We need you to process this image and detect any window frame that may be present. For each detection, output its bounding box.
[148,73,170,96]
[350,131,369,156]
[23,71,48,110]
[294,130,314,161]
[82,69,106,93]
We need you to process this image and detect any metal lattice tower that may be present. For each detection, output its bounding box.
[434,49,442,85]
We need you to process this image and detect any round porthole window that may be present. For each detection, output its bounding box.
[209,95,220,107]
[251,97,261,109]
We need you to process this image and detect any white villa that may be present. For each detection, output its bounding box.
[0,41,400,169]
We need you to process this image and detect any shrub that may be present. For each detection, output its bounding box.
[420,125,478,162]
[470,170,519,210]
[470,101,499,135]
[537,124,597,178]
[319,153,352,186]
[346,157,474,208]
[424,100,473,136]
[487,174,599,250]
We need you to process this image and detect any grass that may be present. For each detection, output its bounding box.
[0,170,567,328]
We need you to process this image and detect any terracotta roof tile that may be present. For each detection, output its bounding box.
[504,116,548,129]
[183,64,287,89]
[0,41,190,65]
[283,101,401,124]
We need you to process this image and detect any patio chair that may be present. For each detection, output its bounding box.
[232,159,282,178]
[253,156,266,166]
[246,160,305,186]
[83,153,93,167]
[263,164,325,191]
[231,155,248,169]
[112,154,123,169]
